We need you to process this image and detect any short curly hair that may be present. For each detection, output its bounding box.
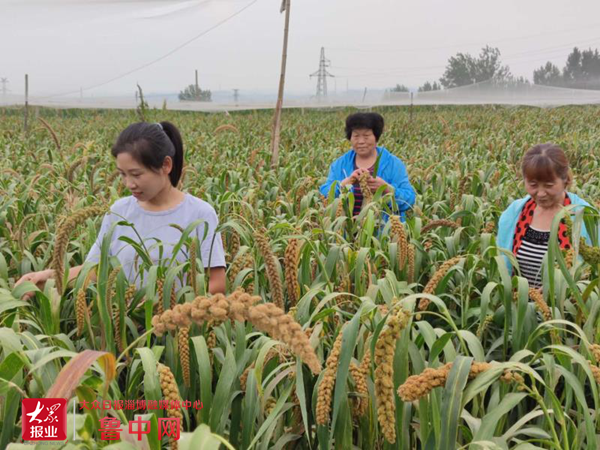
[345,112,384,141]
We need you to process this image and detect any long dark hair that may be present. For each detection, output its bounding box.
[111,121,184,187]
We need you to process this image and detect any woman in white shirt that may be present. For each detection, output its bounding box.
[17,121,226,295]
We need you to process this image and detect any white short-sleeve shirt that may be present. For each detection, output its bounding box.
[86,193,226,285]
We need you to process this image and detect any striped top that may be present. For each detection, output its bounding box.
[515,226,550,288]
[352,161,375,216]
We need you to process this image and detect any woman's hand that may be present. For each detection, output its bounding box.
[341,168,369,186]
[15,269,54,299]
[367,176,390,193]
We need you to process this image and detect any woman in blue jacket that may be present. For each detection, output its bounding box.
[319,112,416,219]
[497,143,592,288]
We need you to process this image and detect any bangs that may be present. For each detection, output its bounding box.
[522,155,560,182]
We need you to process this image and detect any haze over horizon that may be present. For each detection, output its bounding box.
[2,0,600,99]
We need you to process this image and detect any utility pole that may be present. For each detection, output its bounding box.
[233,89,239,105]
[269,0,291,169]
[195,69,199,90]
[1,78,8,96]
[310,47,334,100]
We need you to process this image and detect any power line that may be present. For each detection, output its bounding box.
[325,21,600,55]
[333,36,600,74]
[42,0,261,99]
[330,36,600,80]
[501,36,600,60]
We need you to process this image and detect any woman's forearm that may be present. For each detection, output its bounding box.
[67,265,95,287]
[208,267,226,295]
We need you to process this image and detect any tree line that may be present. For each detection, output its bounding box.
[389,46,600,92]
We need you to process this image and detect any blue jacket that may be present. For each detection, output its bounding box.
[497,192,592,271]
[319,146,416,218]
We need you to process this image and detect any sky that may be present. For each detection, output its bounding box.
[1,0,600,99]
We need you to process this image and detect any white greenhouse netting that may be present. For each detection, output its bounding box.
[3,79,600,112]
[380,80,600,107]
[4,2,600,112]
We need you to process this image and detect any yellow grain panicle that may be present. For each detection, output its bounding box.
[179,326,191,387]
[398,362,491,402]
[155,278,165,316]
[421,219,459,234]
[228,252,253,287]
[214,124,239,134]
[227,230,240,264]
[528,288,552,322]
[52,205,108,293]
[151,290,321,374]
[589,344,600,363]
[157,363,183,450]
[316,331,344,425]
[500,370,527,392]
[265,397,277,416]
[75,289,87,336]
[418,256,462,311]
[483,221,495,234]
[579,238,600,265]
[358,172,373,205]
[284,238,302,307]
[407,244,415,283]
[113,303,124,354]
[476,315,493,338]
[255,229,285,309]
[335,198,344,218]
[563,214,600,265]
[590,364,600,384]
[124,284,137,308]
[350,349,371,418]
[564,247,575,269]
[375,308,410,443]
[390,215,408,270]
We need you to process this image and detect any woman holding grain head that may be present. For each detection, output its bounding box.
[16,121,226,296]
[319,112,415,220]
[497,143,593,288]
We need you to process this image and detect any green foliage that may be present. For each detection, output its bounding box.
[418,81,441,92]
[440,46,511,88]
[390,84,410,93]
[0,105,599,448]
[136,83,148,122]
[534,46,600,89]
[178,84,212,102]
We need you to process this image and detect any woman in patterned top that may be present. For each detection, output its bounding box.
[497,143,592,288]
[319,112,415,220]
